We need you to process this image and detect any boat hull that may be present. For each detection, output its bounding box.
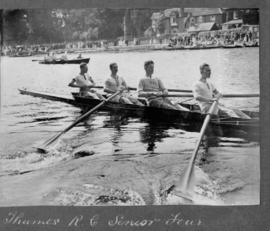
[18,89,259,140]
[39,58,90,64]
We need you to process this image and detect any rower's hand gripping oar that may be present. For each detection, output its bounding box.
[172,99,219,200]
[36,90,123,153]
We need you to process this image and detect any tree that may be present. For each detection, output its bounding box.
[3,9,64,44]
[2,8,161,45]
[3,10,30,44]
[26,9,64,43]
[97,9,125,39]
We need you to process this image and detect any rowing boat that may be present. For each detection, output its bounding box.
[18,88,259,140]
[222,44,244,49]
[39,57,90,64]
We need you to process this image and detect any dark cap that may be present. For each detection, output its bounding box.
[144,60,154,68]
[200,63,210,72]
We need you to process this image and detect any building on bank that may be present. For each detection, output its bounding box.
[148,8,223,36]
[148,8,259,37]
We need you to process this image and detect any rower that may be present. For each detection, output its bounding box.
[61,51,68,60]
[138,60,189,111]
[77,53,82,59]
[44,52,56,61]
[68,62,104,100]
[104,63,144,106]
[193,63,250,119]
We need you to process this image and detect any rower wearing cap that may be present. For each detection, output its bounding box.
[138,60,189,110]
[104,63,144,105]
[68,62,104,100]
[193,63,250,118]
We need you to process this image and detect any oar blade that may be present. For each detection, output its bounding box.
[35,142,56,154]
[172,165,197,195]
[173,190,194,202]
[35,133,62,153]
[36,147,49,154]
[163,184,194,204]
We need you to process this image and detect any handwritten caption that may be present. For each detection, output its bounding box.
[2,211,203,228]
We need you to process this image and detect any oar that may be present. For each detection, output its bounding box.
[172,100,219,200]
[90,86,259,97]
[36,90,123,153]
[32,59,42,62]
[89,85,192,93]
[164,93,260,98]
[128,87,192,93]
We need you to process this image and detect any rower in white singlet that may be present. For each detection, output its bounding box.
[68,62,104,100]
[193,63,250,119]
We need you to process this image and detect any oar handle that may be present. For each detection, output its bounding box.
[221,93,259,98]
[90,86,192,93]
[164,93,259,98]
[89,87,259,97]
[127,87,192,93]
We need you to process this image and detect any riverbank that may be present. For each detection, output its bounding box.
[48,43,259,55]
[3,42,259,57]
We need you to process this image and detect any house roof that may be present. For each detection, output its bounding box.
[187,22,217,32]
[223,19,243,25]
[153,8,223,20]
[151,12,164,20]
[163,8,182,17]
[185,8,223,16]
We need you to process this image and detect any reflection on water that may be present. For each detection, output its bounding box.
[103,114,129,147]
[140,121,172,152]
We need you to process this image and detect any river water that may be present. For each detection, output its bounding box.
[0,47,259,206]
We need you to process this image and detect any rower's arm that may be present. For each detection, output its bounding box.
[138,79,164,97]
[193,83,221,102]
[68,78,93,89]
[194,93,222,103]
[122,78,128,89]
[157,79,168,95]
[68,79,80,88]
[194,96,215,103]
[104,88,116,94]
[138,91,164,98]
[88,76,96,86]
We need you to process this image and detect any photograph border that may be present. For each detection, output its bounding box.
[0,0,269,230]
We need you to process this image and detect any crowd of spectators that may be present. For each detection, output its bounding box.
[1,27,259,56]
[168,27,259,47]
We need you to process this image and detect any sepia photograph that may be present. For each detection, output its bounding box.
[0,6,260,209]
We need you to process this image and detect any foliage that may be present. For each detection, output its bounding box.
[2,8,158,45]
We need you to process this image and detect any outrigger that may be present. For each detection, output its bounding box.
[18,88,259,141]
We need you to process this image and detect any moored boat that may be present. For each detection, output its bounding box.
[9,52,32,57]
[39,57,90,64]
[18,88,259,140]
[222,43,245,49]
